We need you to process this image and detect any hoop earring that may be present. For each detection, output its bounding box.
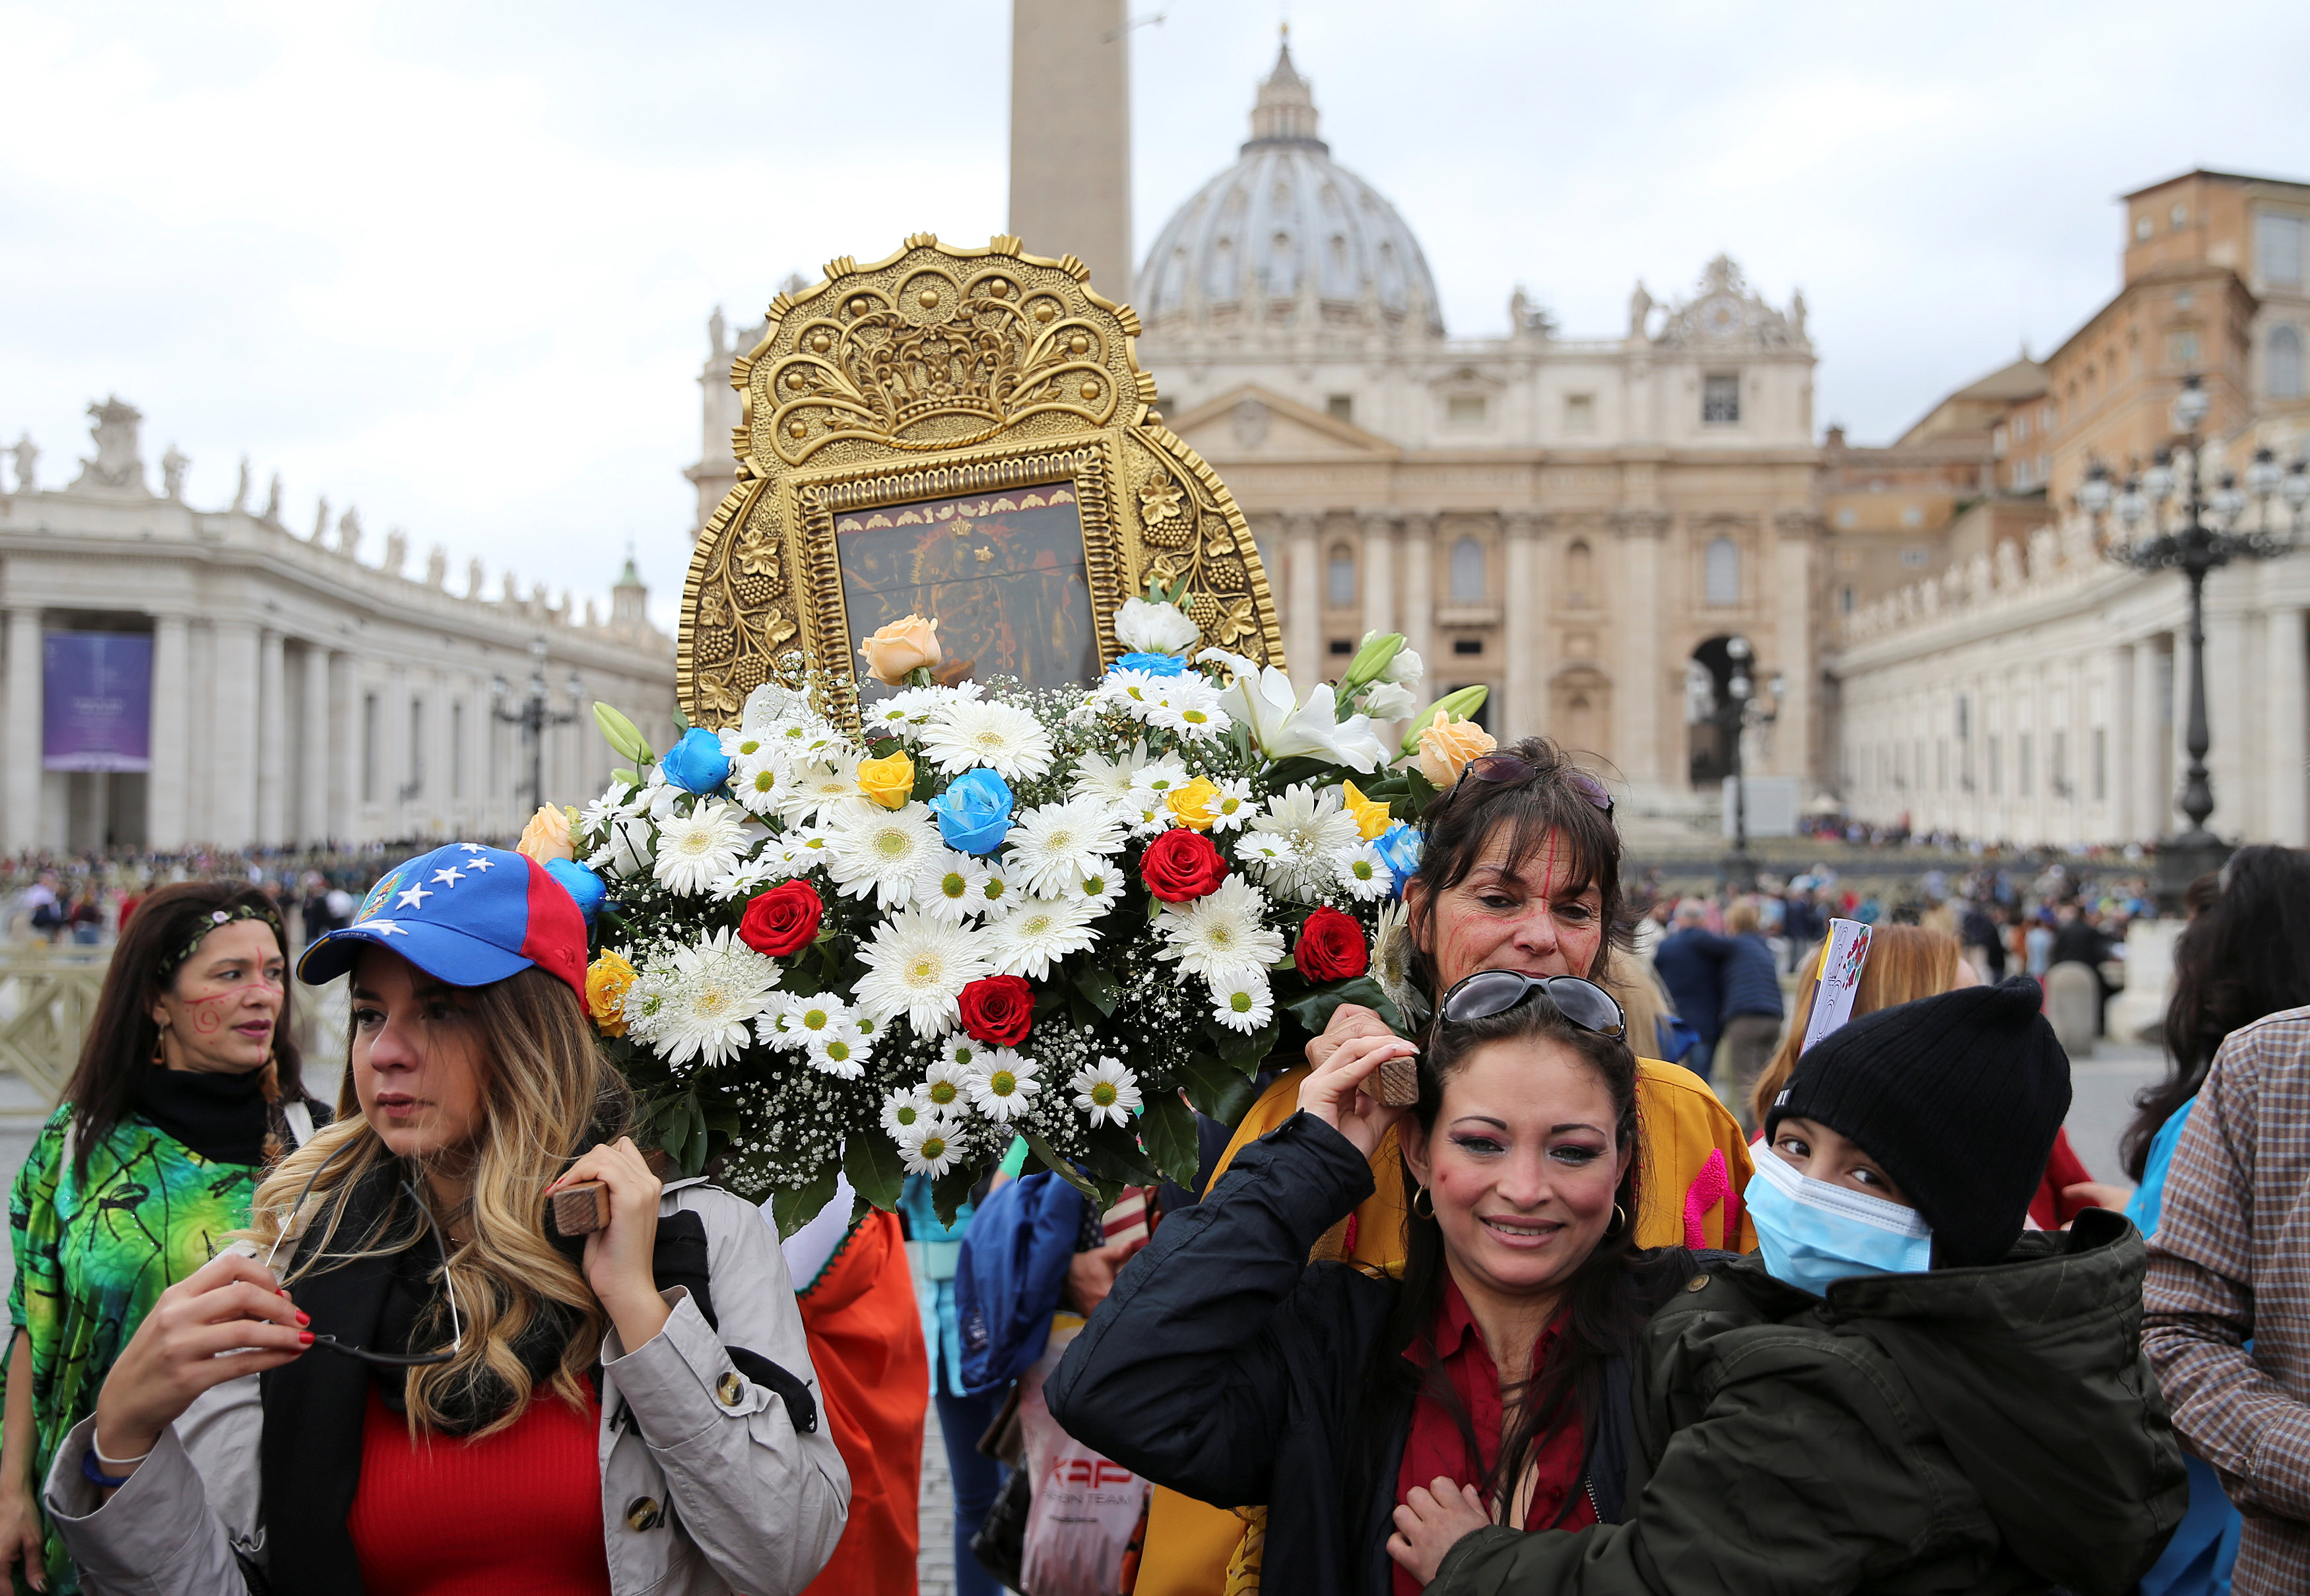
[1411,1184,1435,1220]
[150,1026,168,1067]
[1609,1203,1628,1238]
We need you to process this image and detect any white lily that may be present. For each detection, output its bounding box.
[1209,656,1387,772]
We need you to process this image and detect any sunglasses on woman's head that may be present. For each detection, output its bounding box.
[1438,970,1628,1040]
[262,1142,463,1368]
[1458,753,1614,815]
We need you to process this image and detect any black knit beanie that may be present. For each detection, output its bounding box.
[1765,976,2072,1267]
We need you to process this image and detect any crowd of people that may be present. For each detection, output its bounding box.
[1,849,399,952]
[3,754,2308,1595]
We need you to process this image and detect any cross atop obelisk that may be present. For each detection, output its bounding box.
[1008,0,1133,296]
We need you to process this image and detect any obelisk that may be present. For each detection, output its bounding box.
[1008,0,1133,297]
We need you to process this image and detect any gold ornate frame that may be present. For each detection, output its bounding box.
[680,235,1283,727]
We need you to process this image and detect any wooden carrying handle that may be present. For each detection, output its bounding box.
[550,1181,609,1236]
[1375,1055,1422,1108]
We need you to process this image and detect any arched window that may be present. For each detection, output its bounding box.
[2270,324,2305,400]
[1327,544,1356,609]
[1703,537,1740,606]
[1449,537,1485,603]
[1566,539,1594,607]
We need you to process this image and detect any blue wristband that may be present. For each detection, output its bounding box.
[79,1447,136,1490]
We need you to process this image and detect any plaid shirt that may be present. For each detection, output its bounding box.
[2143,1005,2310,1595]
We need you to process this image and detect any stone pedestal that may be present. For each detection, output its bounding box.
[2107,917,2181,1046]
[2045,962,2101,1060]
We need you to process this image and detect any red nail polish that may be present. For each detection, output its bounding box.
[296,1311,310,1326]
[298,1331,314,1346]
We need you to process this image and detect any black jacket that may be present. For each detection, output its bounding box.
[1048,1112,1683,1596]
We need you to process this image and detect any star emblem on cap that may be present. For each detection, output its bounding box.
[395,883,432,910]
[466,856,496,872]
[432,866,466,888]
[363,919,411,937]
[459,842,488,853]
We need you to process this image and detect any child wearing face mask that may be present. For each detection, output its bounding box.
[1401,976,2189,1596]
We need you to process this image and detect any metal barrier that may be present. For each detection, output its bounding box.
[0,943,110,1104]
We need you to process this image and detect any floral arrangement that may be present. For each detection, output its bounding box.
[529,587,1496,1231]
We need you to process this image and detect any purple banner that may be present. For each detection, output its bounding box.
[43,632,152,772]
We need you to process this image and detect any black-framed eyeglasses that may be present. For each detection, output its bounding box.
[1459,753,1614,815]
[1438,970,1627,1040]
[262,1141,463,1368]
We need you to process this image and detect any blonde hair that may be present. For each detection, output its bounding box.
[1601,954,1676,1063]
[244,966,632,1437]
[1748,925,1963,1131]
[1726,900,1762,935]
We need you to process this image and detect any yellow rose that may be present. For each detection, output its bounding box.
[1341,780,1393,841]
[585,950,637,1037]
[1414,712,1497,787]
[1165,777,1220,831]
[858,614,942,686]
[857,750,915,811]
[516,803,575,865]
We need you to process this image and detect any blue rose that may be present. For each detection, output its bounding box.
[1112,651,1187,677]
[661,726,733,794]
[929,768,1014,855]
[1372,821,1424,902]
[544,858,609,923]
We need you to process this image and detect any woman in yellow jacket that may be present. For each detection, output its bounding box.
[1136,739,1756,1596]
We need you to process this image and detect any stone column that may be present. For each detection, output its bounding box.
[211,622,261,848]
[1772,512,1818,786]
[257,630,287,846]
[3,608,42,852]
[1283,512,1322,685]
[1614,512,1669,791]
[2108,643,2135,842]
[147,615,192,850]
[1359,510,1397,647]
[1400,512,1436,673]
[2269,606,2309,847]
[299,648,332,844]
[2134,636,2169,841]
[331,653,361,844]
[1502,512,1541,743]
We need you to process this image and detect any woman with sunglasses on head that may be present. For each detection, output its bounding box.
[39,844,849,1596]
[1,883,321,1595]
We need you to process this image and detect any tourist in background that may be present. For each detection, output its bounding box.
[1712,901,1784,1133]
[1651,900,1732,1086]
[1,883,322,1594]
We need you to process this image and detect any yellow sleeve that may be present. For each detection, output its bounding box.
[1634,1057,1759,1252]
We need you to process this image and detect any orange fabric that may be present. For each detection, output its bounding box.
[797,1207,928,1596]
[1137,1057,1756,1596]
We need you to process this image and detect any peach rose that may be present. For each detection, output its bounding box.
[1414,712,1496,787]
[516,803,576,865]
[857,750,915,811]
[859,614,942,686]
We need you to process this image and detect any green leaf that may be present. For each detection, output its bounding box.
[1033,981,1069,1018]
[670,703,691,734]
[1404,766,1437,812]
[1138,1093,1202,1188]
[1018,1126,1099,1204]
[593,702,653,764]
[1286,975,1408,1039]
[658,1096,693,1168]
[610,766,638,788]
[1081,1119,1161,1185]
[771,1159,843,1240]
[1074,965,1121,1018]
[842,1125,908,1213]
[931,1164,981,1227]
[1176,1053,1264,1128]
[1261,756,1335,793]
[1217,1021,1281,1072]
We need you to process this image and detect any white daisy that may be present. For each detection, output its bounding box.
[1095,669,1168,720]
[860,686,943,741]
[915,850,993,924]
[632,929,781,1069]
[579,783,637,838]
[1241,784,1362,903]
[854,910,991,1035]
[1207,778,1257,833]
[966,1049,1041,1123]
[779,992,853,1047]
[822,801,944,910]
[921,1057,975,1117]
[1338,845,1394,902]
[764,715,846,761]
[1005,798,1127,897]
[970,863,1023,919]
[987,894,1100,980]
[1065,863,1127,912]
[898,1119,964,1178]
[920,700,1055,781]
[587,816,655,880]
[1144,678,1231,742]
[780,755,863,822]
[1070,1057,1143,1127]
[728,751,787,818]
[1125,755,1195,810]
[652,799,753,896]
[1067,740,1152,810]
[808,1024,870,1080]
[1208,974,1276,1034]
[1371,900,1432,1026]
[879,1086,938,1139]
[1158,875,1286,986]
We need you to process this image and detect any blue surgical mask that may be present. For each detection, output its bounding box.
[1746,1145,1933,1296]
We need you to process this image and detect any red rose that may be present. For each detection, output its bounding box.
[739,880,823,958]
[1140,828,1228,902]
[1294,906,1369,982]
[959,975,1036,1046]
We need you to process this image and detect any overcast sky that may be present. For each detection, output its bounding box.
[8,0,2309,628]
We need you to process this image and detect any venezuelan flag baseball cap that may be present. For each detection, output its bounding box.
[297,842,587,999]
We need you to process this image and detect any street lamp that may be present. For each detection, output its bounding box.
[492,636,585,817]
[1717,635,1783,892]
[2076,373,2309,900]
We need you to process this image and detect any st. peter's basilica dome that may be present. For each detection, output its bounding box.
[1135,42,1445,337]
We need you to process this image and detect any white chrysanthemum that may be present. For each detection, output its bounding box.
[920,700,1055,781]
[1158,876,1286,986]
[729,751,787,818]
[1070,1057,1142,1128]
[808,1020,870,1080]
[854,910,991,1035]
[880,1086,939,1140]
[1241,783,1362,903]
[651,800,753,895]
[633,929,781,1069]
[780,756,864,822]
[822,801,944,910]
[1208,974,1276,1034]
[921,1056,975,1117]
[987,894,1101,980]
[898,1118,964,1177]
[1371,900,1432,1026]
[915,850,993,924]
[1338,845,1394,902]
[1067,740,1152,810]
[966,1048,1041,1123]
[1006,798,1127,896]
[1208,778,1257,833]
[1144,678,1231,742]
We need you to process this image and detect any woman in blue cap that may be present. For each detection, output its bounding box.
[40,842,850,1596]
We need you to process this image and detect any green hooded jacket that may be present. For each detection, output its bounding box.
[1428,1209,2185,1596]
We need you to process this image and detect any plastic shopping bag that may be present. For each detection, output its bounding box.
[1017,1314,1150,1596]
